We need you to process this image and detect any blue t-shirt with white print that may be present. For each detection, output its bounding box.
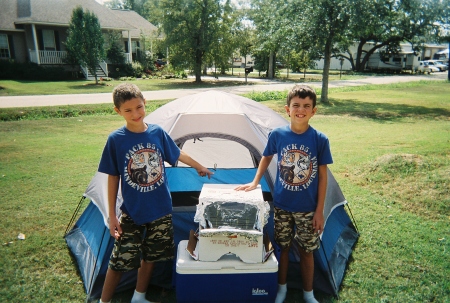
[98,124,180,225]
[264,125,333,212]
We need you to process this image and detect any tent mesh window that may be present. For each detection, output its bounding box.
[203,202,258,230]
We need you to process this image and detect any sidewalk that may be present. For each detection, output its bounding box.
[0,73,445,108]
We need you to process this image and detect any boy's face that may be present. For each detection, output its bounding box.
[114,97,146,128]
[285,96,317,124]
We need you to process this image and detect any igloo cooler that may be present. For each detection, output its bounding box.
[175,240,278,303]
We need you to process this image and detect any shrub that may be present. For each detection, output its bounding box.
[0,60,75,81]
[131,61,144,78]
[108,63,134,79]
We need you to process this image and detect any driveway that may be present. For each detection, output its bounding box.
[0,73,446,108]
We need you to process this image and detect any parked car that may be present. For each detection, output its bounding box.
[435,60,449,70]
[154,59,167,68]
[424,60,448,71]
[417,61,439,74]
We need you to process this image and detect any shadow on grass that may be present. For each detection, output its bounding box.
[320,98,450,121]
[65,79,256,91]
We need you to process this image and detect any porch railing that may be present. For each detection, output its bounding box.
[80,60,108,80]
[29,50,67,64]
[29,49,131,65]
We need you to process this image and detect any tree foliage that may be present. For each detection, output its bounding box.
[346,0,446,72]
[214,0,243,74]
[65,6,105,83]
[105,31,125,65]
[238,27,255,68]
[250,0,444,103]
[160,0,223,82]
[289,50,317,76]
[249,0,291,78]
[253,0,352,102]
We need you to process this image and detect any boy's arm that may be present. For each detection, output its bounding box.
[313,164,328,235]
[107,174,122,240]
[235,155,273,191]
[177,150,213,179]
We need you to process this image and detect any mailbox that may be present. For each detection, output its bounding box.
[245,67,253,74]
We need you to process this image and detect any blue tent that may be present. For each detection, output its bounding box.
[65,91,358,300]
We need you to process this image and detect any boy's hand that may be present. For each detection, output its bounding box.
[234,182,258,192]
[312,212,324,235]
[197,167,214,179]
[109,216,122,240]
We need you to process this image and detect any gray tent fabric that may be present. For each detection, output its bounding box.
[144,90,288,191]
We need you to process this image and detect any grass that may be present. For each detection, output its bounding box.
[0,78,251,97]
[0,101,170,121]
[0,68,371,97]
[0,81,449,302]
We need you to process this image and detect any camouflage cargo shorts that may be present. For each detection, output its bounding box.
[108,213,174,272]
[274,207,320,253]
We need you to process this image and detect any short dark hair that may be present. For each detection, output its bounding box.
[286,85,317,108]
[112,83,144,108]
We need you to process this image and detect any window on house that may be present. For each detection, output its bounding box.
[42,30,56,51]
[0,34,10,58]
[131,41,138,54]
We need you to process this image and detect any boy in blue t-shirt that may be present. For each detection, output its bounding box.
[98,83,213,303]
[236,85,332,303]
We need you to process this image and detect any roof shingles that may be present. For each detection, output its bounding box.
[1,0,134,30]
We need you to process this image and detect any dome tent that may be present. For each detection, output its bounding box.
[65,90,358,300]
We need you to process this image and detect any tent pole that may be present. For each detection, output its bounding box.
[87,223,110,302]
[319,238,340,299]
[344,203,359,234]
[64,196,87,236]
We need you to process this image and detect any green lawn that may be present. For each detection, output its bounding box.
[0,78,251,96]
[0,69,369,97]
[0,81,449,302]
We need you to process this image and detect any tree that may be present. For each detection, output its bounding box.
[143,0,164,28]
[252,48,270,76]
[287,0,352,103]
[161,0,223,82]
[216,0,243,75]
[65,6,105,84]
[249,0,290,79]
[238,27,255,68]
[105,31,125,65]
[289,50,317,78]
[105,0,125,9]
[123,0,149,16]
[345,0,445,72]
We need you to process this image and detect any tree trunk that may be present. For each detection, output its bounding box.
[194,63,202,82]
[268,51,274,79]
[90,66,98,84]
[355,39,395,72]
[345,49,355,71]
[194,50,202,83]
[354,39,366,71]
[321,38,332,104]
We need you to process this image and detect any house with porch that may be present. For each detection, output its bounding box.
[0,0,158,79]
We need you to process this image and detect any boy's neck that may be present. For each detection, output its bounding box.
[290,123,309,134]
[126,123,148,133]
